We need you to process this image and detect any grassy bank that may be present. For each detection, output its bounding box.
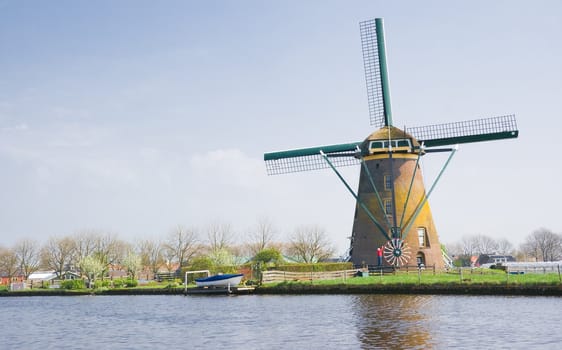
[0,286,186,297]
[2,270,561,296]
[256,270,562,296]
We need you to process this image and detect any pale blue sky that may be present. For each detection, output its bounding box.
[1,1,560,254]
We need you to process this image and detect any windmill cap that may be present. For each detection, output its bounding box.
[363,126,421,147]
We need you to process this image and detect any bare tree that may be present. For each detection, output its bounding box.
[287,225,334,263]
[40,236,76,278]
[460,235,478,257]
[444,242,463,258]
[92,232,128,267]
[203,222,238,267]
[138,239,164,276]
[206,222,234,253]
[496,238,514,255]
[0,246,19,280]
[246,217,277,257]
[71,231,128,278]
[460,234,498,256]
[164,225,199,267]
[473,235,499,255]
[72,231,98,266]
[14,239,41,278]
[521,228,562,262]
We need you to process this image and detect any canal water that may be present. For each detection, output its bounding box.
[1,294,560,349]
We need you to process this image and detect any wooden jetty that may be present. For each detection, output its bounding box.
[185,286,255,295]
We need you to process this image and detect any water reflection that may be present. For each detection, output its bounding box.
[351,295,435,349]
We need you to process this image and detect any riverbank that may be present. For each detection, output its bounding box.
[2,282,561,296]
[254,282,562,296]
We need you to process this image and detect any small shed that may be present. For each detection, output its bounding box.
[27,271,58,288]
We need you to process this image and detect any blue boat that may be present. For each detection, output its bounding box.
[195,273,244,287]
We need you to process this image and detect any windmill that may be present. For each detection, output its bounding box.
[263,18,518,268]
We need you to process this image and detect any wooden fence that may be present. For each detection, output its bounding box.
[505,263,562,275]
[261,269,360,284]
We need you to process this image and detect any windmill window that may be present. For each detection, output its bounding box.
[384,199,393,215]
[369,139,411,150]
[384,175,392,190]
[370,141,385,149]
[417,227,428,247]
[397,140,411,148]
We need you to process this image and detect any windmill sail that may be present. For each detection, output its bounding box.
[264,142,361,175]
[360,18,392,128]
[407,114,518,147]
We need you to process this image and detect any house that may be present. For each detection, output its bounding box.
[475,254,516,267]
[61,271,81,280]
[107,264,128,279]
[0,272,25,286]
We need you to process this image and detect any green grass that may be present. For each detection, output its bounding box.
[261,270,562,287]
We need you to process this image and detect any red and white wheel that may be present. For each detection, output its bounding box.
[383,238,411,266]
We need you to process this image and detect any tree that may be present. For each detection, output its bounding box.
[287,225,334,263]
[79,255,105,286]
[521,228,562,262]
[164,225,199,267]
[0,246,19,280]
[74,231,128,278]
[121,251,142,280]
[246,217,276,257]
[208,247,235,267]
[41,236,76,278]
[189,256,214,271]
[460,234,498,257]
[496,238,514,255]
[72,231,98,268]
[253,248,283,266]
[206,222,233,254]
[14,239,41,278]
[473,234,499,255]
[460,236,477,257]
[138,239,164,276]
[92,232,128,268]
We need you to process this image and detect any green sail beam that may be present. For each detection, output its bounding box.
[264,142,361,161]
[375,18,393,127]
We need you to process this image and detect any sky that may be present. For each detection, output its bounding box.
[0,0,561,255]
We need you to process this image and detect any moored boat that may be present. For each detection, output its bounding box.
[195,273,244,288]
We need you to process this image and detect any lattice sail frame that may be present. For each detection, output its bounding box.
[265,148,359,175]
[408,114,518,147]
[263,142,360,175]
[360,19,387,128]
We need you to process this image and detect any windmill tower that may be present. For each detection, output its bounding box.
[264,18,518,268]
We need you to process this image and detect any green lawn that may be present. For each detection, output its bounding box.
[261,269,562,287]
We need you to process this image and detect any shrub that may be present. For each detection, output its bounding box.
[94,280,110,289]
[112,278,138,288]
[125,279,138,288]
[254,248,284,266]
[112,279,125,288]
[61,279,85,290]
